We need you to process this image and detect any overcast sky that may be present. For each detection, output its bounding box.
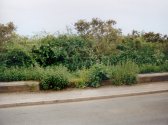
[0,0,168,36]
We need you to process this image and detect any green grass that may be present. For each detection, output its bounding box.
[139,64,162,74]
[0,66,43,81]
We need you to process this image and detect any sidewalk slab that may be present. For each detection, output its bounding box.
[0,81,168,108]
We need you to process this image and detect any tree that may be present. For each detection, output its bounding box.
[74,18,122,56]
[0,22,16,48]
[74,18,121,42]
[142,32,168,43]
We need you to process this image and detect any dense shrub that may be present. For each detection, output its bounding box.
[0,53,6,67]
[40,74,68,90]
[70,64,110,88]
[160,61,168,72]
[40,66,70,90]
[87,64,109,87]
[32,35,95,70]
[5,48,34,67]
[110,61,139,85]
[116,38,166,65]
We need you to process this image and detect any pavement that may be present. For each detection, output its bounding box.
[0,81,168,108]
[0,92,168,125]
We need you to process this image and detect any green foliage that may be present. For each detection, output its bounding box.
[0,66,43,81]
[0,19,167,90]
[5,48,34,67]
[40,74,68,90]
[39,66,70,90]
[87,64,109,87]
[160,61,168,72]
[70,78,88,88]
[40,66,70,90]
[70,69,90,88]
[110,61,139,85]
[116,38,166,65]
[139,64,161,74]
[0,66,70,91]
[32,35,95,70]
[162,43,168,60]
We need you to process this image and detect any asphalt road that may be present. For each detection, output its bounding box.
[0,92,168,125]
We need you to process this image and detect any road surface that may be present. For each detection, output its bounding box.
[0,92,168,125]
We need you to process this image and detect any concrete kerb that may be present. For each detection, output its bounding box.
[0,81,40,93]
[137,72,168,83]
[0,89,168,108]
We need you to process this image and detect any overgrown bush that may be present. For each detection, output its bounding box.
[116,38,166,65]
[70,69,90,88]
[40,74,68,90]
[110,61,139,85]
[32,35,95,70]
[87,64,109,87]
[40,66,70,90]
[70,64,110,88]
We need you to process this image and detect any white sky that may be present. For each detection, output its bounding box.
[0,0,168,36]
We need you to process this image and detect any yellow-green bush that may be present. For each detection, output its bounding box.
[110,61,139,85]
